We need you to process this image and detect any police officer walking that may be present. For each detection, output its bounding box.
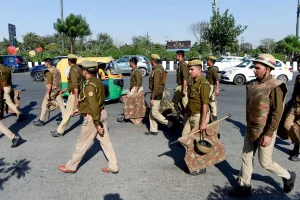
[206,56,220,121]
[230,54,296,197]
[284,64,300,161]
[51,54,83,137]
[145,54,173,135]
[33,58,65,126]
[57,60,118,174]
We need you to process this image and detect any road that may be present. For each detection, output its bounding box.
[0,71,299,200]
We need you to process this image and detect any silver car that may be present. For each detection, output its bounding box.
[116,55,152,76]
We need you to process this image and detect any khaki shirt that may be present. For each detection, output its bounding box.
[176,60,189,85]
[67,64,83,93]
[187,75,210,114]
[149,64,165,100]
[0,64,12,87]
[78,76,105,127]
[206,66,219,85]
[44,70,53,85]
[130,68,142,89]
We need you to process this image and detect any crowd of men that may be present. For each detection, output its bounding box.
[0,51,299,198]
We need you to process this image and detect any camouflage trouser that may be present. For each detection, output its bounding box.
[238,132,290,186]
[284,103,300,150]
[172,86,188,108]
[126,86,144,96]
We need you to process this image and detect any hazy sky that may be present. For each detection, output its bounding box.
[1,0,297,46]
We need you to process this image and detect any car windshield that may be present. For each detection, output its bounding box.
[236,60,252,68]
[216,58,224,62]
[53,58,61,66]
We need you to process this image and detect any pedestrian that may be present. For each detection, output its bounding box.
[57,60,118,174]
[230,54,296,197]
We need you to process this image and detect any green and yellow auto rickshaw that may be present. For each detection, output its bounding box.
[56,57,126,102]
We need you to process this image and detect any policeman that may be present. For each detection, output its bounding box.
[51,54,83,137]
[145,54,173,135]
[57,60,118,174]
[172,50,189,115]
[0,57,23,121]
[181,59,210,175]
[206,56,220,121]
[284,64,300,161]
[33,58,65,126]
[230,54,296,197]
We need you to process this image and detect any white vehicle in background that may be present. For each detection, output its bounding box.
[221,59,293,85]
[214,56,244,72]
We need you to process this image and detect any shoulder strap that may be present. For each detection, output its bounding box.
[85,81,98,93]
[198,82,210,95]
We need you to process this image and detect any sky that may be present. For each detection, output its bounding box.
[0,0,297,47]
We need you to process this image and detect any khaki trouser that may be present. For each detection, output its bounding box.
[284,103,300,152]
[0,121,15,141]
[39,92,66,121]
[209,85,217,117]
[238,132,290,186]
[126,86,144,96]
[182,113,209,136]
[65,110,118,172]
[57,94,75,134]
[149,100,168,132]
[4,86,20,115]
[172,86,188,108]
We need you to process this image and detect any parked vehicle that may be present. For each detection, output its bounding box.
[0,55,29,73]
[30,56,67,82]
[116,55,151,76]
[214,56,244,72]
[221,59,293,85]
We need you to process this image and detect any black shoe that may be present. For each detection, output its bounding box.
[57,121,61,125]
[51,131,64,138]
[289,154,300,162]
[33,120,44,127]
[213,116,218,121]
[229,185,252,198]
[117,117,125,123]
[283,171,296,193]
[145,131,158,136]
[189,168,206,176]
[11,135,22,148]
[289,145,299,156]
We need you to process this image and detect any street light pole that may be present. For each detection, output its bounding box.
[60,0,65,50]
[212,0,217,13]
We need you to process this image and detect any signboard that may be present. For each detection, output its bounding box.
[166,40,191,52]
[8,23,17,47]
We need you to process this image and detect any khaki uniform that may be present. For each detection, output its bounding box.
[126,68,143,95]
[149,64,168,132]
[182,75,210,136]
[172,60,189,108]
[284,74,300,152]
[65,76,118,172]
[0,64,21,115]
[206,66,219,117]
[39,66,65,121]
[57,64,83,134]
[238,76,290,186]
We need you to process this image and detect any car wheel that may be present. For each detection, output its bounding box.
[277,75,288,83]
[34,71,44,82]
[233,75,246,85]
[8,66,15,73]
[139,68,147,77]
[214,66,219,72]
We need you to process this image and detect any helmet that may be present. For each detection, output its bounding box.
[46,101,58,111]
[253,54,276,69]
[195,130,214,154]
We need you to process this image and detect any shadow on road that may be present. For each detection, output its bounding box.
[77,139,102,170]
[225,118,246,137]
[63,115,84,136]
[104,193,123,200]
[0,157,31,190]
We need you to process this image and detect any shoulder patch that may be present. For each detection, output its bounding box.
[88,91,94,96]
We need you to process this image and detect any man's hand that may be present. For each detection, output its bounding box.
[150,99,154,106]
[45,94,50,101]
[74,99,79,107]
[199,122,207,131]
[215,89,220,96]
[260,135,272,147]
[59,89,67,95]
[97,125,104,137]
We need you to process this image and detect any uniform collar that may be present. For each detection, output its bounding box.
[70,64,77,67]
[194,75,203,83]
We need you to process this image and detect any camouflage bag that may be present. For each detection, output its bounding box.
[123,92,146,125]
[159,89,174,113]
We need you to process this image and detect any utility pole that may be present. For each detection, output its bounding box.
[60,0,65,50]
[212,0,217,13]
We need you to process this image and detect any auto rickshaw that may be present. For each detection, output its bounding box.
[56,57,126,102]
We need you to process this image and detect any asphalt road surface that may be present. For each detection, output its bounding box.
[0,71,299,200]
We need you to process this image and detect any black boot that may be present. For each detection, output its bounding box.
[33,120,44,127]
[283,171,296,193]
[117,116,125,123]
[189,168,206,176]
[229,184,252,198]
[289,154,300,162]
[11,135,22,148]
[288,145,299,156]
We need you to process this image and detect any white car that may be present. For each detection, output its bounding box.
[220,59,293,85]
[214,56,244,72]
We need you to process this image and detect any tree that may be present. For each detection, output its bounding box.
[275,35,300,56]
[87,33,116,56]
[260,38,277,53]
[189,21,209,43]
[202,9,247,55]
[22,32,44,50]
[53,13,91,53]
[191,42,211,57]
